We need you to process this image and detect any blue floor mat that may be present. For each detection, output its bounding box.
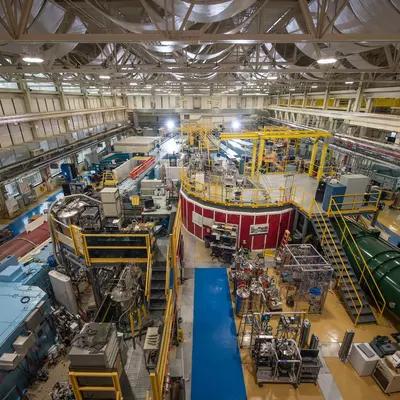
[7,190,63,236]
[192,268,246,400]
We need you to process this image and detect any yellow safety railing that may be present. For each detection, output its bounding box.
[69,371,122,400]
[145,249,153,303]
[181,171,294,208]
[165,242,171,297]
[328,192,381,216]
[149,289,175,400]
[311,199,365,325]
[329,198,386,316]
[81,232,150,265]
[171,200,182,290]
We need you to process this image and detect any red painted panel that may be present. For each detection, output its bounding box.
[214,211,226,223]
[227,213,240,225]
[194,204,202,215]
[252,234,266,250]
[186,201,194,234]
[277,211,291,244]
[265,214,279,248]
[255,214,268,224]
[240,215,254,248]
[194,224,203,239]
[203,208,213,219]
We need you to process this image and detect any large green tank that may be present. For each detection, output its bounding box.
[341,221,400,318]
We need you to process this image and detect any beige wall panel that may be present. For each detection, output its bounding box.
[43,120,53,136]
[20,123,33,142]
[51,119,60,135]
[13,97,26,114]
[1,98,15,115]
[8,124,23,144]
[0,125,12,147]
[45,98,55,111]
[53,98,62,111]
[37,98,47,112]
[30,98,39,113]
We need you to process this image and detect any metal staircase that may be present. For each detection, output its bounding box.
[149,260,167,312]
[311,211,376,324]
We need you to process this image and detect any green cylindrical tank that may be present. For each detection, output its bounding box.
[341,221,400,317]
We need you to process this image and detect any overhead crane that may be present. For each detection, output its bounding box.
[219,128,332,180]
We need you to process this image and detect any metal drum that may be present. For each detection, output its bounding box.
[250,280,263,313]
[235,285,250,316]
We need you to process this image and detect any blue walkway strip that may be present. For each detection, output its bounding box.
[6,190,63,236]
[192,268,246,400]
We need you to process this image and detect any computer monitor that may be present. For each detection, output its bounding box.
[144,198,155,210]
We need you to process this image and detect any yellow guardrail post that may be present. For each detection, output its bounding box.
[257,137,265,173]
[316,141,328,181]
[251,139,258,177]
[308,140,319,177]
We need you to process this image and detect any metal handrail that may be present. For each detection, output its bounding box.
[165,242,171,297]
[145,250,153,303]
[180,171,294,208]
[328,192,381,215]
[329,198,386,316]
[311,199,364,325]
[149,289,175,400]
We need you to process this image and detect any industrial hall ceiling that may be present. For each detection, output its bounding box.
[0,0,399,94]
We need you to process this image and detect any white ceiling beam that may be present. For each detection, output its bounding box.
[1,32,400,44]
[1,66,395,75]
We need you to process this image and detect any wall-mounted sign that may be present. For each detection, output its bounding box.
[250,223,269,235]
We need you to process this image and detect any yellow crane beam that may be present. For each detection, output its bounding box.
[219,129,332,178]
[220,129,331,141]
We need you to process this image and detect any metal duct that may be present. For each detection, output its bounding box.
[153,0,258,23]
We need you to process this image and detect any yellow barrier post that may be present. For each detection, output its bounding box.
[317,142,329,181]
[251,140,258,177]
[257,138,265,173]
[308,140,319,177]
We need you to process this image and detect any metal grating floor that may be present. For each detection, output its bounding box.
[125,341,150,400]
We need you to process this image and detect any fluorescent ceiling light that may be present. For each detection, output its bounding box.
[22,56,44,63]
[289,88,295,91]
[166,119,175,130]
[231,119,241,131]
[311,85,318,89]
[345,81,354,85]
[317,57,337,64]
[129,82,137,86]
[267,76,278,80]
[99,75,110,80]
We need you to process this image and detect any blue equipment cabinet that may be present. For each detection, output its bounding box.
[322,182,346,212]
[0,245,56,400]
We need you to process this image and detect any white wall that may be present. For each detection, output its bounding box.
[0,91,127,148]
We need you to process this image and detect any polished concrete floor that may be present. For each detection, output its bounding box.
[181,226,400,400]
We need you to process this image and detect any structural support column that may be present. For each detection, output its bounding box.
[57,84,72,132]
[365,97,373,113]
[257,138,265,173]
[322,88,329,110]
[308,140,319,177]
[18,80,39,139]
[353,81,364,112]
[317,142,329,181]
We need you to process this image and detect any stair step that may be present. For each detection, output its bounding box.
[151,292,166,300]
[151,282,165,290]
[151,271,166,281]
[311,213,376,325]
[356,314,377,324]
[342,292,366,302]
